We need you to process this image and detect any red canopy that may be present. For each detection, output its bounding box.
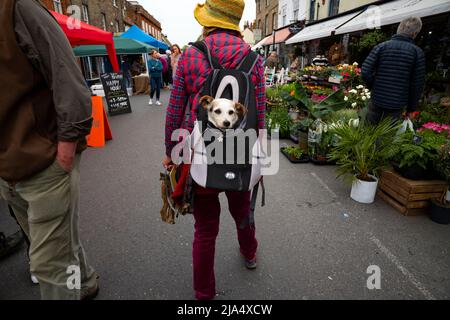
[50,10,119,72]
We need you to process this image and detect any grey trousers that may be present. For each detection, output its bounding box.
[0,156,97,300]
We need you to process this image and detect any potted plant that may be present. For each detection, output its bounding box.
[430,139,450,224]
[280,146,310,163]
[329,118,399,204]
[266,106,292,139]
[391,123,448,180]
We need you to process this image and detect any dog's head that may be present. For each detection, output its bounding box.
[199,96,247,129]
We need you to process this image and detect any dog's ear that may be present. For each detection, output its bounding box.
[199,95,214,110]
[235,102,247,116]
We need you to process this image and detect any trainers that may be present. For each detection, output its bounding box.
[0,231,24,260]
[148,99,153,105]
[81,281,99,301]
[245,257,257,270]
[156,101,162,106]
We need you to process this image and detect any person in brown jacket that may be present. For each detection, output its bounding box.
[0,0,98,300]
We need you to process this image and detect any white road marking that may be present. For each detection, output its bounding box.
[370,236,436,300]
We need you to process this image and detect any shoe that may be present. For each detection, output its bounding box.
[81,281,99,301]
[245,257,257,270]
[31,274,39,284]
[148,99,153,105]
[156,101,162,106]
[0,231,24,260]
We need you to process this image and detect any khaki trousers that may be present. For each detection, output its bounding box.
[0,155,97,300]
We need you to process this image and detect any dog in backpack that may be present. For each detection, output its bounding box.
[199,95,247,130]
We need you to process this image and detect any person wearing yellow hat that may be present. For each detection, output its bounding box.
[163,0,266,300]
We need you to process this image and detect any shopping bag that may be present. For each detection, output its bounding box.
[397,118,414,135]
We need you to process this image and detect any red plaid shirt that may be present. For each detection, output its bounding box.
[164,30,266,157]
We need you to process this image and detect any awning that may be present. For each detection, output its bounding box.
[50,10,120,72]
[262,27,293,46]
[252,35,272,50]
[335,0,450,35]
[73,37,154,57]
[121,25,169,50]
[286,11,362,44]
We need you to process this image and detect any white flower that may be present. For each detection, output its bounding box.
[357,85,364,89]
[349,118,360,128]
[349,89,357,94]
[343,64,349,68]
[361,92,365,96]
[362,96,367,101]
[351,102,357,108]
[344,96,349,101]
[353,62,359,67]
[364,89,370,93]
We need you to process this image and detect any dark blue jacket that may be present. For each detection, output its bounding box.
[147,58,163,78]
[362,34,426,112]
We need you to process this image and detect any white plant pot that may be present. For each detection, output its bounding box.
[350,175,379,204]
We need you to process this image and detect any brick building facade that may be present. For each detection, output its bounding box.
[126,1,162,40]
[255,0,279,38]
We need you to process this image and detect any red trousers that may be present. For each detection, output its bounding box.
[193,189,258,300]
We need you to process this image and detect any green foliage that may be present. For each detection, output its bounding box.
[329,118,399,182]
[266,106,292,138]
[284,146,304,159]
[391,130,448,170]
[325,108,359,124]
[414,103,449,127]
[357,30,388,52]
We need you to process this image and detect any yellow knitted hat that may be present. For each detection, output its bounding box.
[194,0,245,33]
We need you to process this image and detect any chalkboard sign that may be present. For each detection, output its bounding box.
[100,73,132,116]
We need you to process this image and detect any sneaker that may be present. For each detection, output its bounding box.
[0,231,24,260]
[81,280,99,301]
[245,257,257,270]
[148,99,153,105]
[31,274,39,284]
[156,101,162,106]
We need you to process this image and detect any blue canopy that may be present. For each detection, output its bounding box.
[121,25,169,50]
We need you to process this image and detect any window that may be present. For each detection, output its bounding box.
[266,0,269,7]
[115,20,119,33]
[112,0,118,7]
[282,4,287,27]
[257,0,260,13]
[101,13,107,31]
[81,4,89,24]
[264,14,268,35]
[293,0,299,21]
[309,0,316,21]
[53,0,63,14]
[329,0,340,16]
[272,12,277,30]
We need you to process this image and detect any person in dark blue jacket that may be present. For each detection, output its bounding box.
[147,49,163,106]
[362,17,426,124]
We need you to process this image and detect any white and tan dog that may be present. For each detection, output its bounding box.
[199,95,247,129]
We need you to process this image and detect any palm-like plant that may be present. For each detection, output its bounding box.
[329,118,399,183]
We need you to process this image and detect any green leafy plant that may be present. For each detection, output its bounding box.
[266,106,292,138]
[356,30,388,52]
[329,118,399,182]
[283,146,304,160]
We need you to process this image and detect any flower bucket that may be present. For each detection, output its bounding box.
[430,199,450,225]
[350,175,379,204]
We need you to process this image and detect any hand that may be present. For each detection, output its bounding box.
[56,141,77,173]
[162,156,174,170]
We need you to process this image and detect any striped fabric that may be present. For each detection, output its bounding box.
[194,0,244,32]
[164,30,266,157]
[362,34,426,112]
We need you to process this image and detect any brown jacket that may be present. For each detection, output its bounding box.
[0,0,93,182]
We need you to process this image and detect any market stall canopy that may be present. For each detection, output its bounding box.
[286,11,362,44]
[252,35,272,50]
[262,27,293,46]
[121,25,169,50]
[73,37,155,57]
[50,10,119,72]
[335,0,450,35]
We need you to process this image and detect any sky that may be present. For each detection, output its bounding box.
[138,0,256,47]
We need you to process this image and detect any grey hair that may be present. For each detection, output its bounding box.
[397,17,422,38]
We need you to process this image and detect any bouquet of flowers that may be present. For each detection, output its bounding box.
[344,85,371,110]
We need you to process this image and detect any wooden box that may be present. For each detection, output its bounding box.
[377,169,448,216]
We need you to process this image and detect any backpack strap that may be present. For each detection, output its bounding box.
[239,178,266,230]
[191,41,222,70]
[236,51,259,75]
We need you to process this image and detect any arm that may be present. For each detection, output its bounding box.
[165,52,188,159]
[254,57,266,130]
[14,0,93,170]
[408,49,426,112]
[361,45,381,89]
[155,60,164,73]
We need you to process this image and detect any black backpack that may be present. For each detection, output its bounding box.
[188,41,265,227]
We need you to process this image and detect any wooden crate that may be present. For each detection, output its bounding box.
[378,170,448,216]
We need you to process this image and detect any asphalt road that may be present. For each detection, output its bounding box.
[1,91,449,300]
